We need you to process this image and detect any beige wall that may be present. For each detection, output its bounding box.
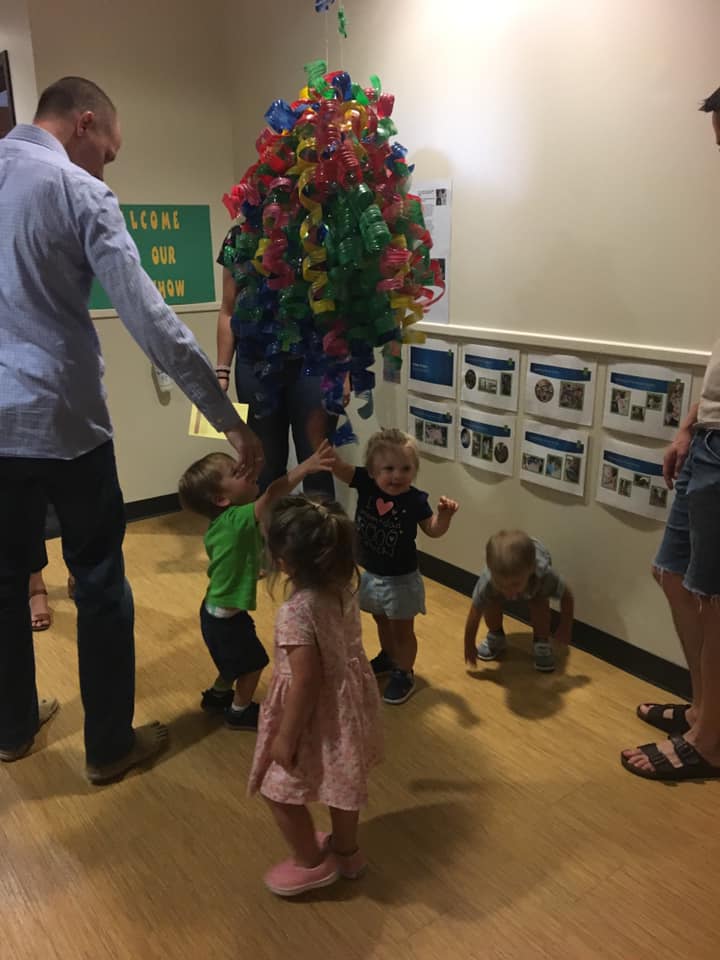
[27,0,236,500]
[1,0,37,122]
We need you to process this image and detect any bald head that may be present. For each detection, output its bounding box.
[34,76,121,181]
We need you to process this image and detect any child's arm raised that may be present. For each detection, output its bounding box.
[554,585,575,645]
[253,440,335,525]
[464,603,483,666]
[269,645,322,769]
[419,496,460,539]
[330,444,356,486]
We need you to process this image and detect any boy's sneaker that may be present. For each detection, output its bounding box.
[370,649,395,677]
[224,701,260,730]
[476,630,507,661]
[383,669,415,705]
[533,641,555,672]
[200,687,234,713]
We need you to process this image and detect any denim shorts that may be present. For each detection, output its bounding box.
[359,570,426,620]
[654,429,720,597]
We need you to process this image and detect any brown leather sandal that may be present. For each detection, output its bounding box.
[29,589,53,632]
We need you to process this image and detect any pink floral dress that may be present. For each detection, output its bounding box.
[248,587,383,810]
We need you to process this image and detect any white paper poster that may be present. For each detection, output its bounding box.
[603,363,692,441]
[520,420,589,497]
[460,343,520,412]
[458,407,516,477]
[596,438,673,520]
[408,395,456,460]
[416,179,451,324]
[524,354,597,426]
[408,338,457,399]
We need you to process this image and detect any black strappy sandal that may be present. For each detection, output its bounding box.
[621,735,720,781]
[636,702,690,735]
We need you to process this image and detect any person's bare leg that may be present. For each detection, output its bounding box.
[233,669,262,707]
[373,614,395,661]
[528,597,552,639]
[266,799,323,867]
[483,598,504,634]
[637,570,701,726]
[329,807,360,856]
[391,619,418,673]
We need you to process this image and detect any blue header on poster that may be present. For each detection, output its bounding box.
[610,373,671,394]
[464,354,515,372]
[530,362,591,382]
[603,450,663,476]
[410,405,452,424]
[410,345,454,386]
[461,417,511,438]
[525,431,585,454]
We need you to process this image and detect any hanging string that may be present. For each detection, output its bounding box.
[324,9,330,72]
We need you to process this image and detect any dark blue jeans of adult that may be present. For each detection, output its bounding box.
[0,441,135,766]
[235,355,337,498]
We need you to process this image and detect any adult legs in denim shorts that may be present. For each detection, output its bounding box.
[623,430,720,776]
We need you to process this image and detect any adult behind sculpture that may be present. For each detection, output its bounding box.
[0,77,263,783]
[621,85,720,782]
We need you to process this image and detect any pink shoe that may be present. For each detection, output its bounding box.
[317,832,367,879]
[263,855,338,897]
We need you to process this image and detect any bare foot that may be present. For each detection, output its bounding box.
[0,697,59,762]
[29,587,52,631]
[86,722,169,785]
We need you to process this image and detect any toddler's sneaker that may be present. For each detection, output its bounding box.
[264,855,338,897]
[200,687,234,713]
[317,832,367,879]
[533,640,555,672]
[370,649,395,677]
[476,630,507,661]
[383,668,415,705]
[224,701,260,731]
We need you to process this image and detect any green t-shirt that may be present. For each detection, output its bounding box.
[204,503,262,610]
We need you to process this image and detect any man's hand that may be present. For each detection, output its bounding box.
[270,734,296,770]
[663,430,692,490]
[225,423,264,478]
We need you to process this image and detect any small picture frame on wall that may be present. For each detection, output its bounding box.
[1,51,17,138]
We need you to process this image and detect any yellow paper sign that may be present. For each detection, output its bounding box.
[188,403,249,440]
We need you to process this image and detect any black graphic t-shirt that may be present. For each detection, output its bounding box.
[350,467,434,576]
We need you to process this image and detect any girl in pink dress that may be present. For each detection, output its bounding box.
[249,496,383,897]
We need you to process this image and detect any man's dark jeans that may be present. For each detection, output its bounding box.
[0,441,135,766]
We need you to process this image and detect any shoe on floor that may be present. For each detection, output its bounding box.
[369,649,395,677]
[224,701,260,731]
[0,697,59,762]
[476,630,507,661]
[383,669,415,705]
[200,687,234,713]
[264,855,339,897]
[533,640,555,672]
[317,832,367,879]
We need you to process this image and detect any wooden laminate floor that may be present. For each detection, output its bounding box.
[2,513,718,960]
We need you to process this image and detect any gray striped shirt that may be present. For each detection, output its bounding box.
[0,124,240,459]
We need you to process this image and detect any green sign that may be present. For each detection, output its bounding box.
[89,203,216,309]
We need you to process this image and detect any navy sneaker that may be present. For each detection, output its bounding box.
[533,641,556,672]
[476,630,507,661]
[201,687,234,713]
[370,649,396,677]
[224,701,260,731]
[383,669,415,705]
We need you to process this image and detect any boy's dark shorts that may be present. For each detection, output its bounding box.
[200,603,269,682]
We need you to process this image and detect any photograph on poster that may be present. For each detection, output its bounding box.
[595,439,674,520]
[458,408,515,476]
[416,180,451,324]
[408,395,456,460]
[408,338,457,399]
[520,420,588,497]
[603,363,692,441]
[460,344,520,412]
[525,355,597,426]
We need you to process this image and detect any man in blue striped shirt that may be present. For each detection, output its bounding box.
[0,77,263,782]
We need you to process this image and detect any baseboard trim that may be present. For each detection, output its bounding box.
[125,493,181,523]
[417,550,692,701]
